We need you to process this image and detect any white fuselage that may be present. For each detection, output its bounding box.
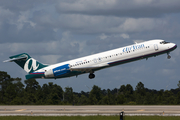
[35,39,176,79]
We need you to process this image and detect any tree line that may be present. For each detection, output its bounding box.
[0,71,180,105]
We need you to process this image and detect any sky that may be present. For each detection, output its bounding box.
[1,0,180,92]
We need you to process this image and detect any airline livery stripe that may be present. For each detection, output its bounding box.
[30,72,44,75]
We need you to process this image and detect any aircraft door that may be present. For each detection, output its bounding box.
[154,44,158,51]
[93,58,97,63]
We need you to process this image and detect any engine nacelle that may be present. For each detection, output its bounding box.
[44,64,70,78]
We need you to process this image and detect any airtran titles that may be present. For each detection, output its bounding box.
[122,44,145,52]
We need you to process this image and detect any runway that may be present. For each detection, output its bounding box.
[0,105,180,116]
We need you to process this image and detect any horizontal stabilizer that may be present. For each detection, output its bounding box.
[3,56,27,62]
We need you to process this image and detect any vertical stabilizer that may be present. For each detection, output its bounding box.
[4,53,48,73]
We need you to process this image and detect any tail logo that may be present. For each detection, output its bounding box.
[24,58,39,73]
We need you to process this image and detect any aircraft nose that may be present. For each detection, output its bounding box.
[173,43,177,48]
[171,43,177,50]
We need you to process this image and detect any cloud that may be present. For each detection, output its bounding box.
[120,34,130,39]
[99,33,108,40]
[40,55,61,64]
[0,0,56,12]
[99,33,130,41]
[0,42,80,57]
[118,18,162,32]
[0,7,14,29]
[56,0,180,17]
[159,69,175,76]
[16,11,36,30]
[0,1,180,44]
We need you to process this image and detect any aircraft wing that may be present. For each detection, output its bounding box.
[69,63,109,73]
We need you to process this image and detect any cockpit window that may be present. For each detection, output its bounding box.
[160,41,170,44]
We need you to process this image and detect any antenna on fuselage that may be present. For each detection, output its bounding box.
[133,40,145,44]
[133,40,138,44]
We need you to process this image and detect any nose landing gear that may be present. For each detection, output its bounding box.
[167,53,171,59]
[89,73,95,79]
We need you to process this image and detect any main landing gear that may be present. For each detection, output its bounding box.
[89,73,95,79]
[167,53,171,59]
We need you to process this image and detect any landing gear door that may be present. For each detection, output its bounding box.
[154,44,158,51]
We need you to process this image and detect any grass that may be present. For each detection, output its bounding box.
[0,116,180,120]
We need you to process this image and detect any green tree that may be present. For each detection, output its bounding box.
[116,94,126,104]
[49,83,63,104]
[13,78,25,98]
[107,89,114,104]
[101,89,114,105]
[0,71,24,104]
[119,85,126,94]
[124,84,134,103]
[4,82,15,104]
[134,82,146,104]
[73,94,79,105]
[24,79,40,104]
[144,92,154,105]
[89,85,102,105]
[126,84,133,94]
[78,95,88,105]
[64,86,73,104]
[162,90,176,104]
[51,83,63,100]
[176,91,180,104]
[5,77,25,105]
[156,90,164,104]
[0,71,11,103]
[41,83,50,103]
[39,82,63,105]
[101,96,109,105]
[177,80,180,89]
[135,82,146,96]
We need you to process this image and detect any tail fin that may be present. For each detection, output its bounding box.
[4,53,48,73]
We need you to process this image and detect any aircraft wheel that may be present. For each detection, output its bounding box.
[167,55,171,59]
[89,73,95,79]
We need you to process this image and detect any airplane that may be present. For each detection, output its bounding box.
[4,39,177,80]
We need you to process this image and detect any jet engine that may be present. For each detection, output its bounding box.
[44,64,70,78]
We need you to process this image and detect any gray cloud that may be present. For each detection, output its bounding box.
[0,0,56,12]
[56,0,180,18]
[0,0,35,12]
